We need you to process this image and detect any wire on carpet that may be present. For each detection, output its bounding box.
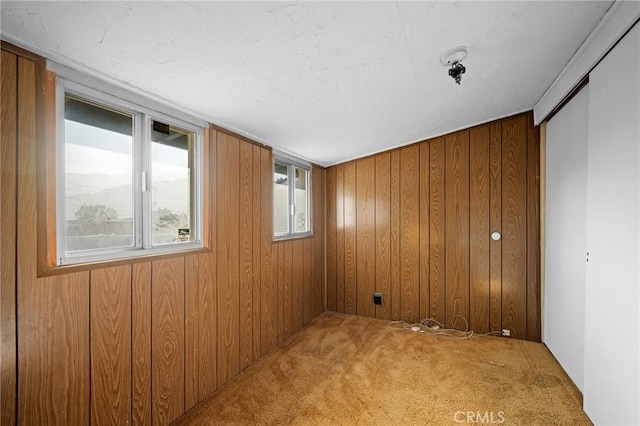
[387,315,504,340]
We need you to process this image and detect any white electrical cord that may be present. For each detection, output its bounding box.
[387,315,503,340]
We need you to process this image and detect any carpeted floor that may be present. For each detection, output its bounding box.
[174,312,591,425]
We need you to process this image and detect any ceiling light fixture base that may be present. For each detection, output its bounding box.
[440,46,468,66]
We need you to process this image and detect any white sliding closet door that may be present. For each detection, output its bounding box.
[544,86,588,392]
[584,22,639,425]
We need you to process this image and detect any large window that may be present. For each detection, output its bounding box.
[273,156,311,239]
[57,79,204,265]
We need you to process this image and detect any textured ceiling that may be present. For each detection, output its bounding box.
[1,1,612,166]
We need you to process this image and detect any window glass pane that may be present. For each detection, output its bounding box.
[151,121,195,245]
[64,95,134,252]
[274,162,289,234]
[294,167,308,233]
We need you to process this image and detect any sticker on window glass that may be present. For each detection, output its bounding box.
[178,228,190,242]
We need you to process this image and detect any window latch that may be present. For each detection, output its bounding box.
[141,171,148,192]
[291,204,295,216]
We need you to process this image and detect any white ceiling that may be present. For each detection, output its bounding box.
[1,1,612,166]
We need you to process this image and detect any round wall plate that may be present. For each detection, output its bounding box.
[440,46,468,66]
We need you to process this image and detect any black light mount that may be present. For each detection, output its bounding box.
[440,46,468,85]
[448,62,466,85]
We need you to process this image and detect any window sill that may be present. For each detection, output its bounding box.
[272,232,313,243]
[37,246,211,278]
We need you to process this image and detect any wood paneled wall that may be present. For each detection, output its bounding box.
[326,113,541,341]
[0,45,325,425]
[1,47,20,426]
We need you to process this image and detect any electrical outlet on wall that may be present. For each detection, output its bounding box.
[502,329,511,337]
[373,293,383,305]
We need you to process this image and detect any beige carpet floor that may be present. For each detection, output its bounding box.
[174,312,591,425]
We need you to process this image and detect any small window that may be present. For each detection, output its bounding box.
[57,80,204,265]
[273,157,311,239]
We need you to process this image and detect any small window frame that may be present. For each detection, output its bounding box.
[55,77,205,265]
[273,154,312,240]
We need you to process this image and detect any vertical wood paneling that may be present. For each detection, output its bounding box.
[184,255,199,410]
[90,265,132,425]
[40,70,56,273]
[200,127,212,248]
[151,257,185,426]
[217,134,240,385]
[306,240,315,321]
[261,148,277,355]
[310,239,318,319]
[132,262,152,426]
[314,239,322,318]
[502,116,528,339]
[429,138,446,323]
[445,131,470,330]
[251,145,263,361]
[292,239,304,332]
[324,113,538,340]
[14,53,38,423]
[17,55,91,426]
[239,141,253,371]
[469,125,491,334]
[303,238,313,324]
[419,142,430,322]
[269,242,279,343]
[19,274,91,425]
[335,165,346,313]
[356,157,376,318]
[277,242,285,342]
[284,241,293,339]
[198,129,217,400]
[400,145,420,323]
[343,162,357,315]
[526,118,541,342]
[252,145,262,360]
[326,168,337,311]
[197,252,216,400]
[313,166,326,317]
[390,151,401,320]
[309,242,317,319]
[0,50,17,426]
[489,123,503,332]
[375,153,391,320]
